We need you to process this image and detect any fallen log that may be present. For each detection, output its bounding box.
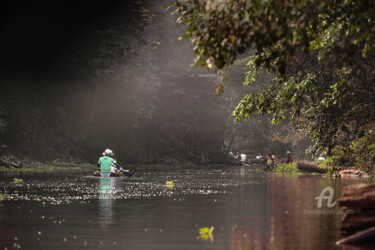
[338,183,375,243]
[297,161,329,173]
[0,158,22,168]
[336,226,375,245]
[339,169,370,178]
[340,208,375,229]
[340,213,375,232]
[339,183,375,209]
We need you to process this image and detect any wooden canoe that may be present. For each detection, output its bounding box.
[93,171,123,177]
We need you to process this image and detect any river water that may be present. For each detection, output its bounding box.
[0,165,369,249]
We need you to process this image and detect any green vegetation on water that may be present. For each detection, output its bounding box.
[273,163,302,174]
[12,178,23,183]
[273,163,326,176]
[0,193,6,201]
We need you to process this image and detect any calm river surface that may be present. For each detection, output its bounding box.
[0,165,368,249]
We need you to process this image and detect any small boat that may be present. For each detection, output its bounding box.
[94,171,123,177]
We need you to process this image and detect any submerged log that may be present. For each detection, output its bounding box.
[296,161,329,173]
[338,183,375,242]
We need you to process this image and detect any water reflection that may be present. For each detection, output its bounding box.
[228,173,366,249]
[0,224,15,249]
[230,167,270,250]
[0,166,371,249]
[98,177,121,225]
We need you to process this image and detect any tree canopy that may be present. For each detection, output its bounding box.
[170,0,375,169]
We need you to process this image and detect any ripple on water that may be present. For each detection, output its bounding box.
[0,165,265,205]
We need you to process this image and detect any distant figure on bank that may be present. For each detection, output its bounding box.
[256,154,266,163]
[235,152,240,159]
[98,148,117,172]
[266,153,274,168]
[262,153,267,163]
[240,153,247,162]
[229,152,236,159]
[285,151,293,163]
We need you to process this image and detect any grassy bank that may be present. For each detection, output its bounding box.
[272,163,302,174]
[273,161,374,181]
[273,162,323,176]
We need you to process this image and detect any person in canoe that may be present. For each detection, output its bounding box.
[98,148,117,173]
[96,149,133,177]
[108,151,119,172]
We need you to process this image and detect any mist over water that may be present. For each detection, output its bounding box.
[0,1,311,165]
[0,2,373,250]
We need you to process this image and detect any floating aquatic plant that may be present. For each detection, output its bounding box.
[166,181,175,189]
[199,226,214,242]
[0,193,9,201]
[13,178,23,183]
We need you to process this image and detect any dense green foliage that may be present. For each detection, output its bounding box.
[171,0,375,73]
[171,0,375,170]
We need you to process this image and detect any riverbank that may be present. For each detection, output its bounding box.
[272,161,374,181]
[0,153,244,173]
[0,158,94,172]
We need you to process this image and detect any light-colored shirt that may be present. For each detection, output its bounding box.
[240,154,247,162]
[98,156,115,172]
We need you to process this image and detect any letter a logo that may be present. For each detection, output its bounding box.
[315,187,336,208]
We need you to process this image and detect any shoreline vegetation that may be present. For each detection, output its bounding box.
[272,163,302,174]
[272,161,374,181]
[169,0,375,185]
[0,159,93,172]
[0,154,373,181]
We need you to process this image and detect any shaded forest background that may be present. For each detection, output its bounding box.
[0,0,310,165]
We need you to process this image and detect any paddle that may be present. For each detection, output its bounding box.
[119,167,133,177]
